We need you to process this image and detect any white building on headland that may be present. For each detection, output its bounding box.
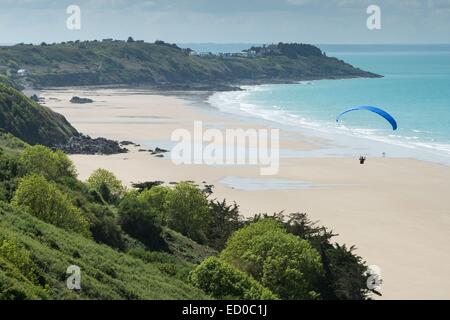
[17,69,29,77]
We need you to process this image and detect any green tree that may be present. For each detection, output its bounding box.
[138,185,171,220]
[207,199,244,250]
[0,151,20,201]
[281,212,377,299]
[190,257,278,300]
[86,169,124,203]
[12,174,91,237]
[118,191,166,251]
[88,204,126,250]
[19,145,77,181]
[165,182,211,244]
[221,219,323,300]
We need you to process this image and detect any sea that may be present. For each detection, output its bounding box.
[206,45,450,165]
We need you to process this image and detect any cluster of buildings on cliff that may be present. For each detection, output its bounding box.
[189,44,279,59]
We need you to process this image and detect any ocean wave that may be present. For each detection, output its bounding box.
[207,86,450,160]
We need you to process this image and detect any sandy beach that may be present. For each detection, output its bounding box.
[42,87,450,300]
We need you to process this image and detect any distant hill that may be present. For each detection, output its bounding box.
[0,84,78,146]
[0,40,380,89]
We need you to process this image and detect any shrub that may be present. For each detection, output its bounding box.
[207,199,244,250]
[87,169,124,203]
[0,238,37,284]
[118,191,166,251]
[0,152,20,201]
[221,219,323,300]
[165,182,211,244]
[88,204,126,250]
[138,186,171,220]
[19,145,77,181]
[0,233,49,299]
[254,212,377,299]
[190,257,277,300]
[11,174,91,237]
[288,213,376,299]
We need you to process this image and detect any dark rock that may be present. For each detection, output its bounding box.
[30,94,39,102]
[120,141,135,146]
[132,181,164,192]
[155,147,169,153]
[203,184,215,195]
[152,147,169,155]
[70,96,94,104]
[55,134,128,155]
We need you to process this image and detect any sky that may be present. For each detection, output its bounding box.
[0,0,449,44]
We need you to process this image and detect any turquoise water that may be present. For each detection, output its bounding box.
[208,50,450,164]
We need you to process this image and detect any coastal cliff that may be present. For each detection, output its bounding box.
[0,84,78,146]
[0,41,381,89]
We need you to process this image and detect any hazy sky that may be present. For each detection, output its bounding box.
[1,0,449,44]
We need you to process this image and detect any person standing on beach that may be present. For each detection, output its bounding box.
[359,156,367,164]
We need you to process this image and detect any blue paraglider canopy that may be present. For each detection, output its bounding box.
[336,106,398,131]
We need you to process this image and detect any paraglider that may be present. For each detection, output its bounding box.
[336,106,398,131]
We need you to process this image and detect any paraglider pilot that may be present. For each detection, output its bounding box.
[359,156,367,165]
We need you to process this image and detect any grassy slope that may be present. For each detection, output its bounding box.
[0,74,20,90]
[0,41,379,87]
[0,84,78,146]
[0,131,28,156]
[163,228,217,264]
[0,202,209,300]
[0,130,211,300]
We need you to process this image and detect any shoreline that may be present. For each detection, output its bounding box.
[41,87,450,300]
[207,83,450,167]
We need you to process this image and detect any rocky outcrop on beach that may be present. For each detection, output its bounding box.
[132,181,164,192]
[153,147,168,154]
[120,140,140,147]
[70,96,94,104]
[55,134,128,155]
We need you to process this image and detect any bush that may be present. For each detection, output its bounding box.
[11,174,91,237]
[0,234,49,300]
[88,204,126,250]
[190,257,277,300]
[87,169,124,203]
[138,186,171,220]
[0,152,20,201]
[118,192,167,251]
[19,145,77,181]
[165,182,211,244]
[0,238,37,284]
[221,219,323,300]
[287,213,376,299]
[207,199,244,250]
[255,212,377,299]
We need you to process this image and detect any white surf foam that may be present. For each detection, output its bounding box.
[207,86,450,164]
